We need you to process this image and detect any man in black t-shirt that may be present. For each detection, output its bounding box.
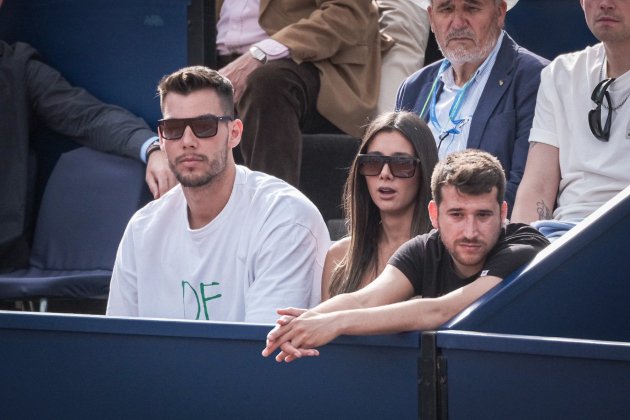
[262,150,549,363]
[389,224,546,299]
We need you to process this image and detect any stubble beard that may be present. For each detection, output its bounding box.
[450,239,489,271]
[589,10,630,44]
[170,143,228,189]
[593,26,630,45]
[443,219,503,277]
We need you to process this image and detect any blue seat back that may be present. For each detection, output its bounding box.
[30,147,151,271]
[506,0,597,60]
[0,0,191,126]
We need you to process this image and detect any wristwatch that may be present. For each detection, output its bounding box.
[145,139,161,161]
[249,46,268,64]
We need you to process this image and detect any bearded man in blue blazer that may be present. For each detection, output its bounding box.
[396,0,548,211]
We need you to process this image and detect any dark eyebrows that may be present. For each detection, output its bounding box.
[444,207,496,215]
[476,209,495,216]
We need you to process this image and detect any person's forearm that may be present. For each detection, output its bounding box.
[334,276,503,336]
[310,291,365,314]
[511,178,557,224]
[511,143,560,224]
[264,276,502,361]
[334,298,453,336]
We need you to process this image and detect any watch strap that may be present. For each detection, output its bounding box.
[145,140,161,161]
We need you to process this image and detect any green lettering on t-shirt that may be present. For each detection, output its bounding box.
[181,281,222,320]
[200,282,222,320]
[181,281,201,320]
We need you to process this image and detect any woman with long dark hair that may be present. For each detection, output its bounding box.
[323,111,438,300]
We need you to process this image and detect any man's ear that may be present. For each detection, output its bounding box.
[497,0,508,27]
[428,200,439,229]
[501,201,508,223]
[228,118,243,149]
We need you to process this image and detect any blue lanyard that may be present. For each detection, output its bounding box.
[422,60,477,139]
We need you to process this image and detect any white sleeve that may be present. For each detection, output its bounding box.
[244,221,329,323]
[106,222,139,317]
[529,63,560,148]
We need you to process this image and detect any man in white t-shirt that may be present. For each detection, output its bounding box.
[512,0,630,239]
[106,66,330,323]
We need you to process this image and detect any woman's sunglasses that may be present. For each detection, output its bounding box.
[357,154,420,178]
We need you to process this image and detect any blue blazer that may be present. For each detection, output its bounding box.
[395,34,549,211]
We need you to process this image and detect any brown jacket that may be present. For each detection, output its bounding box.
[216,0,384,138]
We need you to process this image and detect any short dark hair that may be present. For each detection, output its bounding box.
[431,149,506,205]
[157,66,234,115]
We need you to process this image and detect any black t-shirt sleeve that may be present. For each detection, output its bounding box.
[388,235,424,294]
[388,231,441,296]
[483,223,550,279]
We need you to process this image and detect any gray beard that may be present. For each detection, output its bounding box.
[440,27,501,66]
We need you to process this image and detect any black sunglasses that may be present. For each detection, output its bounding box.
[357,154,420,178]
[588,78,615,141]
[157,114,234,140]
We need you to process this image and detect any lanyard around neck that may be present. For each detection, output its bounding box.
[424,60,477,138]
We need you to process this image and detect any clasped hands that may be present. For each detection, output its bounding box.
[261,307,338,363]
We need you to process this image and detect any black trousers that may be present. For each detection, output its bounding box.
[236,59,341,186]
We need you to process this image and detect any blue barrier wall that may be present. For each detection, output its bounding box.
[0,311,421,419]
[437,330,630,420]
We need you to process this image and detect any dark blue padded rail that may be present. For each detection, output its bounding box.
[0,311,421,419]
[437,330,630,419]
[0,0,190,126]
[444,186,630,342]
[506,0,597,60]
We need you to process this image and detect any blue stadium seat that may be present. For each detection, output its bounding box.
[0,0,196,284]
[0,0,192,125]
[0,147,152,311]
[506,0,597,60]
